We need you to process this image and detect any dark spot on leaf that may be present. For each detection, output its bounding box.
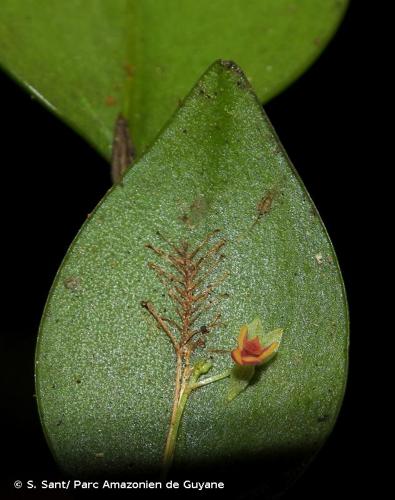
[105,95,117,107]
[180,213,190,225]
[198,85,213,99]
[220,59,242,75]
[56,420,63,427]
[317,414,330,423]
[64,276,80,291]
[257,190,275,216]
[180,196,208,227]
[236,79,247,89]
[123,62,134,78]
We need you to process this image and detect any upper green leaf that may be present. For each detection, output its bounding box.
[35,60,348,496]
[0,0,348,159]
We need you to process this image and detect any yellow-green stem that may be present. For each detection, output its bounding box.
[161,362,230,479]
[191,370,230,389]
[161,383,192,480]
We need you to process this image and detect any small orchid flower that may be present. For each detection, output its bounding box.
[231,324,279,366]
[228,318,283,401]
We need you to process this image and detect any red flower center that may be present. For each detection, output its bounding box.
[241,336,265,357]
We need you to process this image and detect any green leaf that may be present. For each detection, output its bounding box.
[228,365,255,402]
[0,0,348,159]
[35,60,348,496]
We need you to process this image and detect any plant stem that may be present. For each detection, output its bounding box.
[161,381,192,480]
[111,114,134,184]
[161,352,183,478]
[161,362,231,479]
[191,369,231,389]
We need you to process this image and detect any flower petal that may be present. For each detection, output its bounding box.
[260,328,283,349]
[237,325,248,350]
[231,348,244,365]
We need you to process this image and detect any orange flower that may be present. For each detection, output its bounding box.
[231,325,279,366]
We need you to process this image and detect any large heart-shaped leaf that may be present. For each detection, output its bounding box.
[0,0,348,159]
[36,60,348,497]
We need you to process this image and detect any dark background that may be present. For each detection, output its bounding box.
[1,2,371,498]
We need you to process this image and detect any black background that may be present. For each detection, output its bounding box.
[1,2,372,498]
